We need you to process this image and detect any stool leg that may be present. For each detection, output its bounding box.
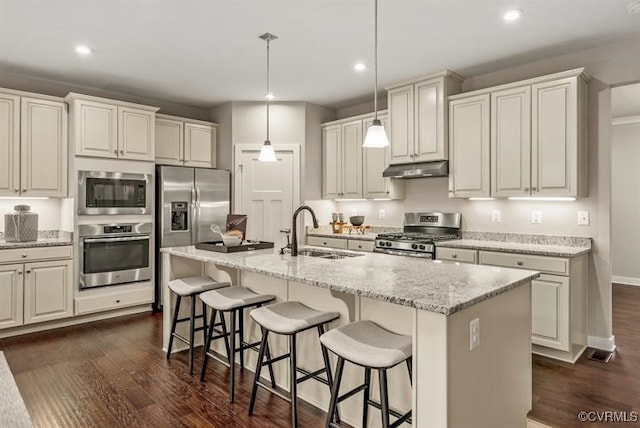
[362,368,372,428]
[379,369,390,428]
[219,311,231,361]
[166,295,181,359]
[248,328,269,415]
[239,308,245,371]
[229,310,237,403]
[289,334,298,428]
[201,300,208,342]
[318,325,340,423]
[325,356,345,428]
[264,337,277,388]
[406,357,412,386]
[200,308,217,381]
[188,295,196,374]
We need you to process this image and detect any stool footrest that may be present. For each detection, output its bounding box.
[296,367,329,386]
[255,380,291,403]
[171,333,195,346]
[175,314,205,323]
[336,383,368,404]
[367,399,412,426]
[261,352,290,366]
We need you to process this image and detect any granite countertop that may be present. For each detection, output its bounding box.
[0,231,73,250]
[307,231,379,241]
[436,232,592,257]
[161,245,539,316]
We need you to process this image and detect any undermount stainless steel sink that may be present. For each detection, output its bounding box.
[297,249,364,259]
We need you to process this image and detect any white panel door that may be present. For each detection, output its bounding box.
[363,115,390,198]
[491,86,531,197]
[155,117,184,165]
[388,85,414,164]
[21,97,68,197]
[532,77,578,196]
[235,144,300,249]
[0,93,20,197]
[322,124,341,199]
[448,94,490,198]
[75,99,118,158]
[341,120,363,199]
[0,264,23,330]
[531,275,570,351]
[414,78,445,161]
[185,123,215,168]
[119,107,155,161]
[23,260,73,325]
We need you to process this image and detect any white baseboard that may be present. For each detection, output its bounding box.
[612,275,640,286]
[587,335,616,352]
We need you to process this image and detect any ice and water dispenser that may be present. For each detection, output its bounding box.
[171,202,189,231]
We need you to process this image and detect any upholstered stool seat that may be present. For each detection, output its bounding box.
[250,301,340,335]
[168,276,228,296]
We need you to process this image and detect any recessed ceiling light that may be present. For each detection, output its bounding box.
[354,63,366,72]
[75,45,92,56]
[503,9,522,21]
[265,93,275,100]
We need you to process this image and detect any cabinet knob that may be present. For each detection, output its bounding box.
[358,245,362,248]
[17,270,23,275]
[517,261,523,266]
[116,299,121,303]
[22,189,26,193]
[524,187,530,191]
[22,254,27,258]
[114,149,118,154]
[323,242,327,245]
[120,150,124,155]
[26,269,31,274]
[452,254,457,258]
[532,186,538,191]
[14,188,19,193]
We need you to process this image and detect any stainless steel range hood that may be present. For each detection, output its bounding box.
[382,160,448,179]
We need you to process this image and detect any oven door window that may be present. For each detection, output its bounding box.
[85,178,146,208]
[83,238,149,274]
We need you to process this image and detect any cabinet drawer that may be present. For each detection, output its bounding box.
[75,285,153,315]
[307,236,348,249]
[436,247,477,264]
[347,240,375,252]
[479,251,569,275]
[0,245,72,265]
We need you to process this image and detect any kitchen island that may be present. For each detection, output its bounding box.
[161,246,539,428]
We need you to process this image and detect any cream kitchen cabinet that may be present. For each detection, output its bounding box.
[0,90,68,197]
[155,114,218,168]
[0,246,74,331]
[448,93,490,198]
[386,71,462,165]
[306,236,348,249]
[66,93,159,161]
[322,119,363,199]
[363,114,404,200]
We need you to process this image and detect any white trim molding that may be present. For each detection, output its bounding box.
[612,275,640,286]
[587,335,616,352]
[612,115,640,125]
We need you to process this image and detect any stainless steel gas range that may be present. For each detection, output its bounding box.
[374,212,461,258]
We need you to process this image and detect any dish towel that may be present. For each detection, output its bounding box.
[0,351,33,427]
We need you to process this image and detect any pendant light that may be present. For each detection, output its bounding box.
[363,0,390,148]
[258,32,278,162]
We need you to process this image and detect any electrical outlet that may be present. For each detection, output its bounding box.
[378,209,385,219]
[470,318,480,351]
[491,210,502,223]
[531,211,542,224]
[578,211,590,225]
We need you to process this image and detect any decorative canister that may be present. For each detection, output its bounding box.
[4,205,39,242]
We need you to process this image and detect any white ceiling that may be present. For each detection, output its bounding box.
[0,0,638,109]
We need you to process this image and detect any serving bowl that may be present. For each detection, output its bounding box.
[350,216,365,226]
[222,234,242,247]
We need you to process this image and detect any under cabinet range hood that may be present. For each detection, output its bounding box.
[382,160,448,179]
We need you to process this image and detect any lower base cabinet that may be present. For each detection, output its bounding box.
[306,236,375,252]
[0,264,23,329]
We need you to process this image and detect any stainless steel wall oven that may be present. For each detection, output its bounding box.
[79,223,152,289]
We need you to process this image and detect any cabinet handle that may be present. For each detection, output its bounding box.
[524,187,530,191]
[14,188,19,193]
[452,254,457,258]
[358,245,362,249]
[116,299,121,303]
[22,254,27,258]
[532,186,538,192]
[120,150,124,155]
[17,270,23,275]
[114,149,118,154]
[22,189,26,193]
[26,269,31,274]
[517,261,523,266]
[323,242,327,245]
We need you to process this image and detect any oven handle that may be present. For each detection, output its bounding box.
[83,236,150,243]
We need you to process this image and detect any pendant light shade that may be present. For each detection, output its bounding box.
[259,32,278,162]
[363,0,389,148]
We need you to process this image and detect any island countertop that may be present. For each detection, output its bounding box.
[161,245,539,315]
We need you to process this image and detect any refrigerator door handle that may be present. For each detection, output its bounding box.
[191,187,198,244]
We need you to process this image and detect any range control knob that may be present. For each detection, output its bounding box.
[419,245,426,250]
[411,244,418,250]
[386,241,392,247]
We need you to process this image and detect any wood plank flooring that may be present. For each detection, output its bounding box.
[0,284,637,427]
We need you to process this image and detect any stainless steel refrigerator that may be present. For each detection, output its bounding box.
[155,166,230,309]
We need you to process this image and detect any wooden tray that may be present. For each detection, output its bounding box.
[195,241,274,253]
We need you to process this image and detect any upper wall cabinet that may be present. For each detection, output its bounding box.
[65,93,159,161]
[155,114,218,168]
[0,89,68,198]
[386,71,463,165]
[448,68,589,199]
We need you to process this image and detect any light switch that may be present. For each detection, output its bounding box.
[578,211,590,225]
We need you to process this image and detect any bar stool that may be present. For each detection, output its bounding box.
[166,276,230,374]
[199,286,277,403]
[320,320,412,428]
[248,301,341,428]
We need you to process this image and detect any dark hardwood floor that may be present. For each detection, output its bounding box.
[0,284,637,427]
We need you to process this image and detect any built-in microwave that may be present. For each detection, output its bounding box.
[78,171,151,215]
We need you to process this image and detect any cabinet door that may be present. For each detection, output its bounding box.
[531,274,570,351]
[74,99,118,158]
[322,124,342,199]
[341,120,363,198]
[388,85,414,164]
[448,94,490,198]
[491,86,531,197]
[0,264,23,330]
[155,117,183,165]
[531,77,578,196]
[414,78,446,161]
[184,123,215,168]
[0,93,20,197]
[21,98,68,197]
[364,115,390,198]
[118,107,155,161]
[23,259,73,325]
